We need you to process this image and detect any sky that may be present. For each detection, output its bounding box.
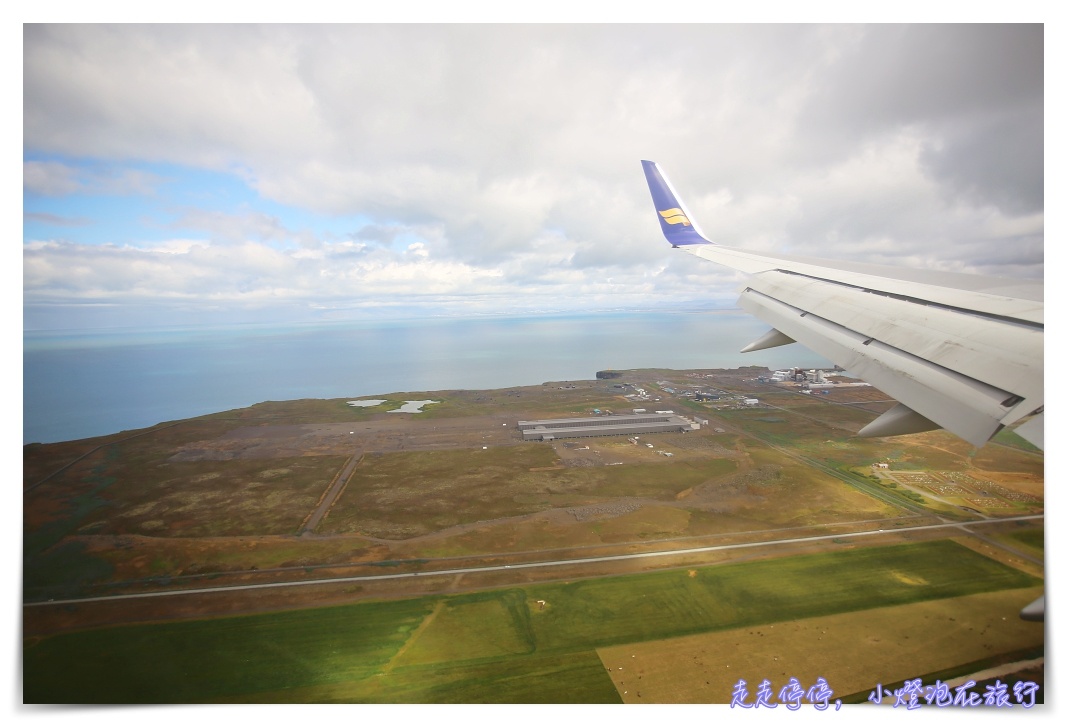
[22,23,1045,330]
[10,17,1060,726]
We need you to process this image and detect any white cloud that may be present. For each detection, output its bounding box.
[170,208,296,246]
[22,24,1043,327]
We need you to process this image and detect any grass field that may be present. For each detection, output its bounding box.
[23,367,1045,702]
[319,445,738,538]
[1000,527,1044,555]
[523,540,1039,651]
[26,437,349,540]
[24,539,1041,703]
[25,368,1044,597]
[598,587,1044,703]
[392,592,535,666]
[24,597,435,703]
[239,650,620,703]
[76,532,389,582]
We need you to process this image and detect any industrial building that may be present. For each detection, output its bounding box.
[517,414,698,441]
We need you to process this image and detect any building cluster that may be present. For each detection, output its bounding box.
[623,385,659,403]
[759,368,831,384]
[517,413,700,442]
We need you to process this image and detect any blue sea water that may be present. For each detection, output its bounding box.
[23,310,831,444]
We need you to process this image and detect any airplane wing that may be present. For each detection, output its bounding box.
[641,160,1044,450]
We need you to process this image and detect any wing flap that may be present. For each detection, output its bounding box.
[1014,414,1044,450]
[745,270,1043,403]
[739,288,1013,447]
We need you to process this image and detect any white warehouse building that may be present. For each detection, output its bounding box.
[517,414,697,441]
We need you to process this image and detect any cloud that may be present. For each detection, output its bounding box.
[24,211,92,227]
[22,24,1043,327]
[22,230,742,321]
[23,161,81,196]
[24,159,162,197]
[352,223,407,246]
[170,208,296,246]
[919,107,1043,215]
[24,25,330,169]
[794,25,1043,213]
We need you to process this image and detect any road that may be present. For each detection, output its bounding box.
[299,450,362,534]
[25,514,1043,607]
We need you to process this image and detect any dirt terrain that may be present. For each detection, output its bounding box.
[24,368,1044,645]
[170,415,526,461]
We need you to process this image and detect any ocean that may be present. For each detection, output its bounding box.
[23,310,832,444]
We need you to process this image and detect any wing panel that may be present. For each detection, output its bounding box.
[739,289,1012,447]
[1014,414,1044,450]
[745,271,1043,402]
[686,245,1044,324]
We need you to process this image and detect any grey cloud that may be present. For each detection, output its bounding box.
[352,224,408,246]
[800,26,1041,132]
[919,107,1043,214]
[25,211,92,227]
[795,25,1043,213]
[23,24,1043,321]
[24,161,80,195]
[24,160,162,197]
[24,25,329,168]
[170,208,295,245]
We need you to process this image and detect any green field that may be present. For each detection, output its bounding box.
[24,540,1041,703]
[24,597,434,703]
[523,540,1040,650]
[991,426,1043,453]
[1001,527,1044,554]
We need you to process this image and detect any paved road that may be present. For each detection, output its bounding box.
[25,514,1043,607]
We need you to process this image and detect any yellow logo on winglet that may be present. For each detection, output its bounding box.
[659,208,691,226]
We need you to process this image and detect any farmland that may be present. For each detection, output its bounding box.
[23,367,1044,702]
[23,541,1042,703]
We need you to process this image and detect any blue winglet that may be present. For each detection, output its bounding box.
[641,160,713,247]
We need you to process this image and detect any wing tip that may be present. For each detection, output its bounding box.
[641,160,714,248]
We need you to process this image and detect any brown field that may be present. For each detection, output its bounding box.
[73,532,387,582]
[598,586,1044,703]
[878,470,1042,517]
